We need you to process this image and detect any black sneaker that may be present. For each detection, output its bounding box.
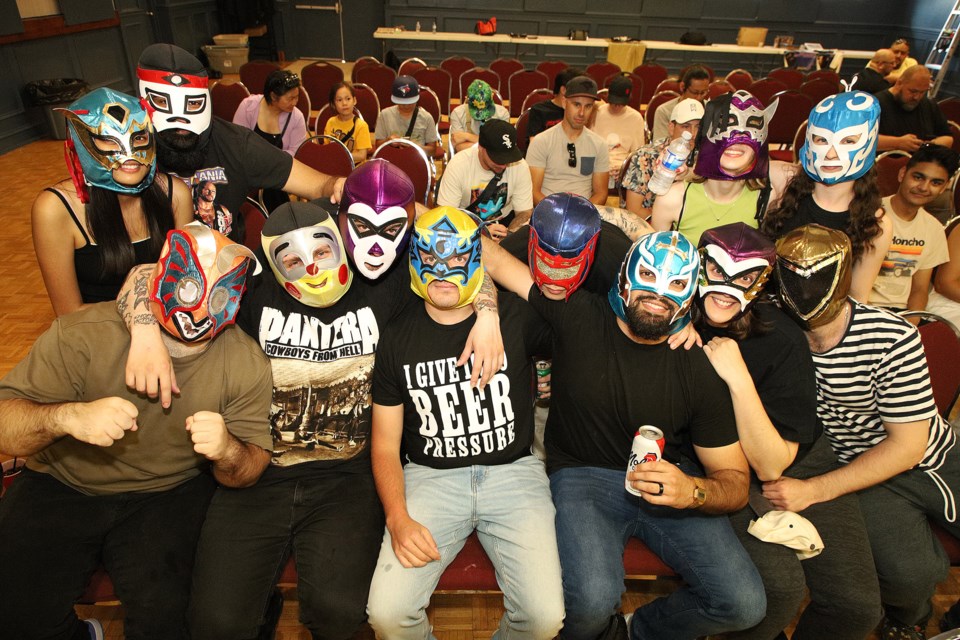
[881,617,927,640]
[942,599,960,632]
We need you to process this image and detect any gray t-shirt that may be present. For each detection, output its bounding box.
[526,122,609,199]
[374,106,440,146]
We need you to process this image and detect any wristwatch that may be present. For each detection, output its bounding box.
[691,477,707,508]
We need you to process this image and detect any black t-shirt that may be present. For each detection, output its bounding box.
[527,286,739,474]
[851,67,890,96]
[166,118,294,243]
[237,262,412,480]
[373,293,551,468]
[500,221,631,296]
[775,195,850,239]
[876,89,951,142]
[698,303,821,473]
[527,101,565,138]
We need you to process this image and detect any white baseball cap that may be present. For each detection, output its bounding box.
[670,98,705,124]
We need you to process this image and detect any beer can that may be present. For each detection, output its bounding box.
[625,426,665,496]
[535,359,551,400]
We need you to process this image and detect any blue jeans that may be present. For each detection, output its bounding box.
[366,456,564,640]
[550,465,766,640]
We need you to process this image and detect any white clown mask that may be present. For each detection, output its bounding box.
[137,67,211,136]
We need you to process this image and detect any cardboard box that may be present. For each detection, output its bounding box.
[737,27,768,47]
[202,45,250,73]
[213,33,249,46]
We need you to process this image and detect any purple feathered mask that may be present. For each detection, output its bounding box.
[338,159,416,280]
[693,90,778,181]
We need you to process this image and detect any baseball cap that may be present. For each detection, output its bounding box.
[479,119,523,165]
[607,76,633,105]
[671,98,705,123]
[466,80,495,121]
[391,76,420,104]
[564,75,599,100]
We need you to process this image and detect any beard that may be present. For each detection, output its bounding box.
[625,294,676,340]
[156,130,207,176]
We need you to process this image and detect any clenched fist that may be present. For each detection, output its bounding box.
[186,411,230,460]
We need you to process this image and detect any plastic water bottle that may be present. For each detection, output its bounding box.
[648,131,693,196]
[432,20,437,33]
[415,21,421,32]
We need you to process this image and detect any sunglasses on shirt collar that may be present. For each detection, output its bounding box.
[567,142,577,168]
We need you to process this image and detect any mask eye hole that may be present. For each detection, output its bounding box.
[176,277,203,306]
[145,90,170,112]
[746,116,763,129]
[185,95,206,113]
[208,287,229,314]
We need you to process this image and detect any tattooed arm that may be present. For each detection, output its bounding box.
[116,264,179,408]
[460,272,504,389]
[596,205,654,242]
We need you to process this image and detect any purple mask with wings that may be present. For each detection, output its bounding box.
[694,90,778,181]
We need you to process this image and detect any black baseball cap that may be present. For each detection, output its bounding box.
[607,76,632,105]
[391,76,420,104]
[564,75,599,100]
[479,119,523,165]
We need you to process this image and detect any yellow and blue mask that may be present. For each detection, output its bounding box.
[58,87,156,203]
[409,207,484,308]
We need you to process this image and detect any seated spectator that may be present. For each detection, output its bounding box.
[232,69,308,157]
[374,75,439,156]
[324,81,373,165]
[526,75,610,206]
[769,223,960,640]
[652,65,711,141]
[621,98,704,218]
[527,67,582,139]
[449,79,510,153]
[763,91,893,302]
[852,49,898,95]
[589,75,646,191]
[928,212,960,328]
[652,90,793,246]
[697,223,881,640]
[436,119,532,240]
[876,65,953,152]
[0,225,271,640]
[886,38,919,84]
[869,144,957,319]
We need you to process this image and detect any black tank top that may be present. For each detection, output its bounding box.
[777,195,850,238]
[254,109,292,149]
[46,176,173,303]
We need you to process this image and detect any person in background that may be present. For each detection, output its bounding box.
[886,38,919,84]
[651,65,711,141]
[876,65,953,153]
[374,75,439,157]
[449,79,510,153]
[852,49,897,95]
[32,87,192,316]
[589,75,645,193]
[621,98,704,219]
[232,69,308,157]
[324,81,372,165]
[527,66,583,139]
[869,144,956,320]
[763,91,893,302]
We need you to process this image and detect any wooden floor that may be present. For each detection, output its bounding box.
[3,133,960,640]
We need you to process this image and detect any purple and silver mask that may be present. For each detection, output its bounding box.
[697,222,776,313]
[694,90,778,181]
[338,159,416,280]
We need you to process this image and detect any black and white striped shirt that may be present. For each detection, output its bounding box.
[812,300,955,470]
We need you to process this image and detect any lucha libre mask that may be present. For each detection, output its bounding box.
[150,224,260,342]
[409,207,484,309]
[58,88,157,203]
[137,43,211,137]
[776,224,852,330]
[800,91,880,185]
[262,202,353,308]
[694,90,778,181]
[528,193,601,300]
[338,159,416,280]
[697,222,776,314]
[609,231,700,334]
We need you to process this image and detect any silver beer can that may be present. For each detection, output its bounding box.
[625,426,665,496]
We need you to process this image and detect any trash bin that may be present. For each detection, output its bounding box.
[24,79,89,140]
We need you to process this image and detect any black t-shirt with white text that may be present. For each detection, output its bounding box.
[373,294,551,468]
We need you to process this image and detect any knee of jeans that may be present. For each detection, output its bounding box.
[515,595,565,639]
[561,585,620,640]
[703,578,767,630]
[366,593,428,638]
[299,588,368,640]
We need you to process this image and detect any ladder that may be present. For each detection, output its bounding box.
[927,0,960,97]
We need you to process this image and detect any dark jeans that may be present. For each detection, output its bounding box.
[858,447,960,627]
[551,464,766,640]
[187,470,385,640]
[727,437,882,640]
[0,468,215,640]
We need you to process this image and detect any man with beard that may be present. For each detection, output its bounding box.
[137,44,344,242]
[876,65,953,152]
[482,231,765,640]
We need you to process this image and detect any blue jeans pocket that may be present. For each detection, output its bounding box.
[580,156,595,176]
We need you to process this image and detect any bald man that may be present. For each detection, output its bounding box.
[876,65,953,152]
[852,49,897,95]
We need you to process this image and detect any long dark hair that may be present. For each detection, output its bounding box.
[761,168,882,263]
[86,175,175,277]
